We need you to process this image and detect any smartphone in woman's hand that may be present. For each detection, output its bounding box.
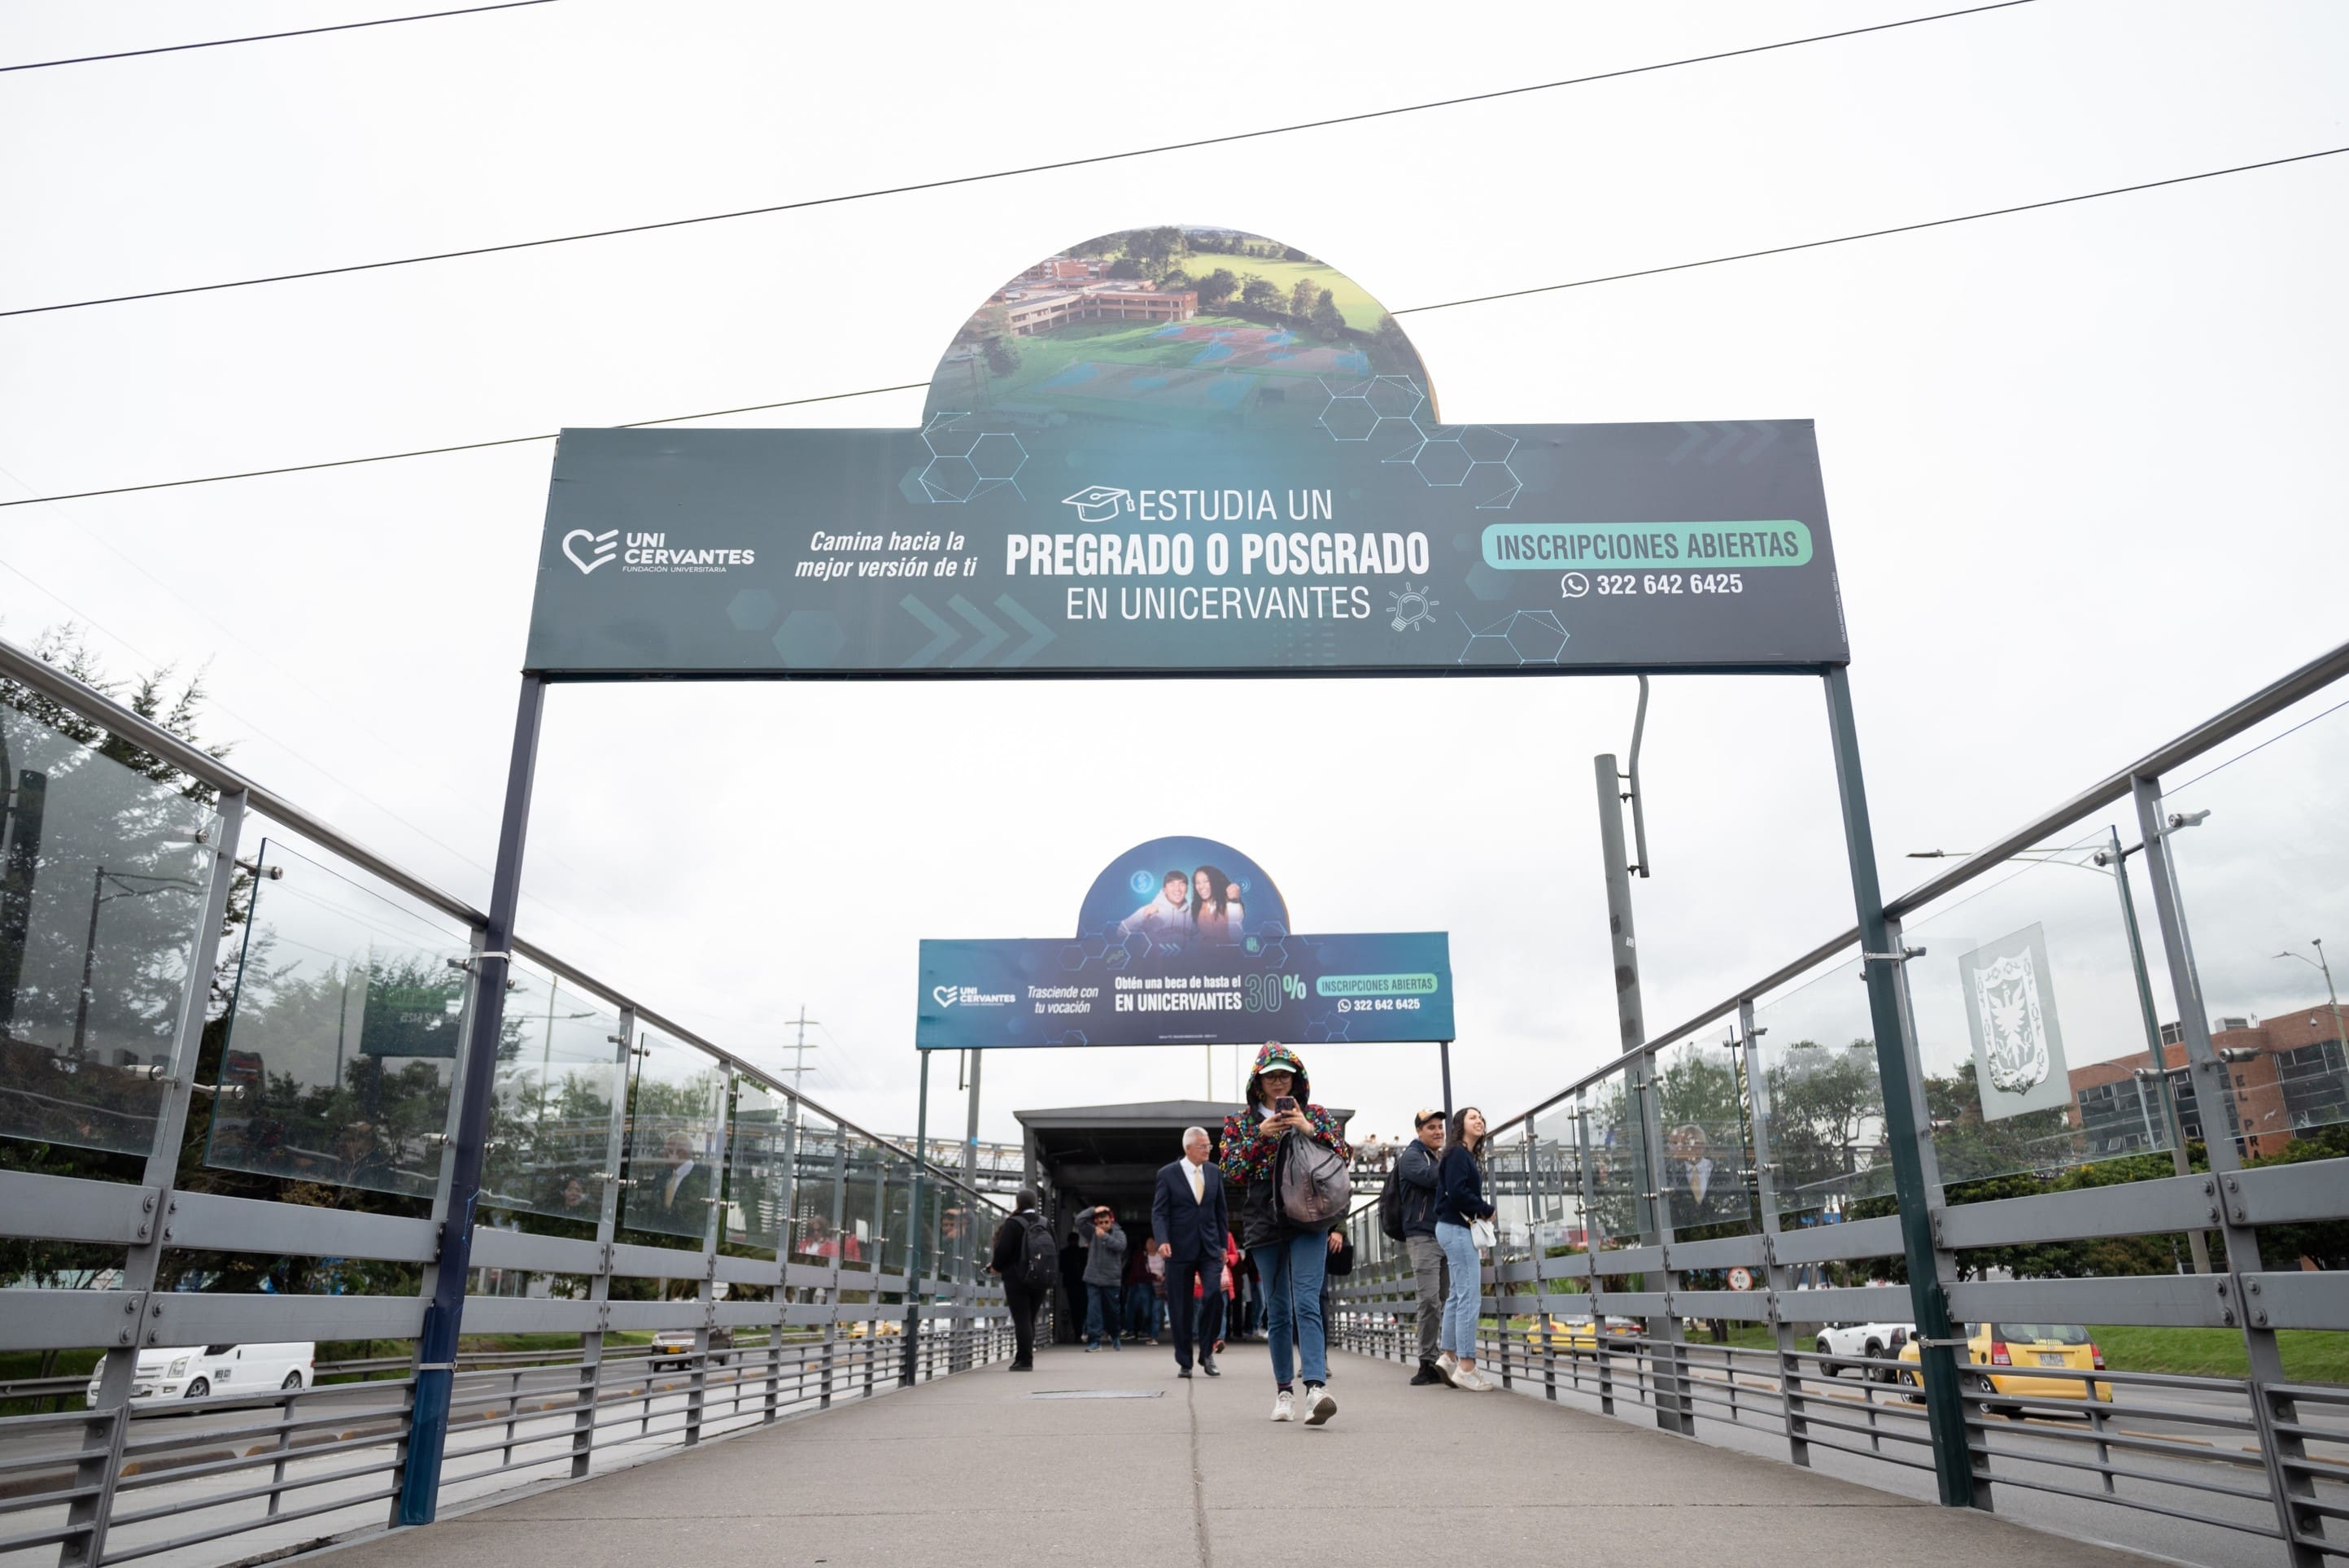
[1274,1095,1297,1114]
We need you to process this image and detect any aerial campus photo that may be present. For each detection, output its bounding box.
[3,7,2348,1568]
[929,225,1433,428]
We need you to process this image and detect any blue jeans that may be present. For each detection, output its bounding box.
[1434,1220,1481,1357]
[1251,1232,1329,1387]
[1084,1282,1121,1345]
[1124,1281,1160,1338]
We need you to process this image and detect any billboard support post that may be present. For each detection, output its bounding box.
[398,674,542,1527]
[1819,666,1972,1509]
[902,1049,931,1387]
[1596,754,1645,1055]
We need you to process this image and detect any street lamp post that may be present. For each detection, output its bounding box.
[2277,939,2346,1057]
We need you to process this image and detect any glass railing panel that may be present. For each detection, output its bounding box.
[205,839,468,1195]
[1488,1132,1535,1266]
[837,1133,881,1268]
[1902,828,2198,1186]
[879,1148,915,1275]
[478,962,621,1224]
[1581,1062,1653,1249]
[621,1030,727,1240]
[2161,690,2349,1156]
[0,698,217,1155]
[726,1078,790,1253]
[1530,1098,1586,1264]
[788,1107,845,1266]
[1650,1031,1757,1237]
[1753,954,1891,1229]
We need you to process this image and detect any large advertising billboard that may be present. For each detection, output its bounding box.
[916,930,1453,1051]
[525,227,1846,678]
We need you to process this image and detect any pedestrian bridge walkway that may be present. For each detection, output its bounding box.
[330,1344,2153,1568]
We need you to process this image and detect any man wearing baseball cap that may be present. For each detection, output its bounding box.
[1396,1107,1451,1385]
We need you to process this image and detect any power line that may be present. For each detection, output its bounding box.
[4,141,2339,513]
[0,383,927,509]
[1,2,559,73]
[1392,145,2349,315]
[0,2,2036,320]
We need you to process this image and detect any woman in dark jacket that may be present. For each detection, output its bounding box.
[1434,1107,1498,1391]
[1218,1042,1351,1426]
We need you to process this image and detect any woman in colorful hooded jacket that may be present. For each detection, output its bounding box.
[1219,1042,1351,1426]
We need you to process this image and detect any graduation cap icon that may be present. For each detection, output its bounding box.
[1060,485,1133,525]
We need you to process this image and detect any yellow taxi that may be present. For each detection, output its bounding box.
[1524,1314,1641,1355]
[842,1319,903,1340]
[1897,1321,2112,1411]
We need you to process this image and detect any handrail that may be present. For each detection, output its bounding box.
[1491,634,2349,1138]
[0,631,996,1204]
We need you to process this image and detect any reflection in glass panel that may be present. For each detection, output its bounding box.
[1582,1068,1652,1247]
[1753,957,1889,1228]
[727,1080,791,1252]
[878,1147,915,1275]
[1487,1132,1535,1264]
[1651,1036,1756,1237]
[207,841,467,1195]
[1530,1100,1584,1254]
[0,699,216,1155]
[2162,695,2349,1155]
[478,963,620,1224]
[837,1134,881,1268]
[622,1032,727,1240]
[788,1109,845,1266]
[1902,829,2194,1185]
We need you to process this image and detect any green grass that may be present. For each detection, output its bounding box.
[1180,257,1392,330]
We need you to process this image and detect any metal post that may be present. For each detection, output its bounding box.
[63,793,245,1568]
[1439,1040,1453,1118]
[1595,755,1645,1053]
[1819,666,1974,1509]
[1742,999,1811,1468]
[571,1008,631,1477]
[398,674,544,1527]
[1631,1045,1693,1435]
[2133,773,2322,1563]
[2107,825,2211,1272]
[902,1052,931,1386]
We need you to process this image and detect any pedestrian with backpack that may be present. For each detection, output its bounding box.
[1383,1107,1450,1385]
[988,1188,1057,1371]
[1434,1107,1499,1391]
[1219,1042,1351,1426]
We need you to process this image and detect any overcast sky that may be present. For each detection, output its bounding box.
[3,0,2345,1150]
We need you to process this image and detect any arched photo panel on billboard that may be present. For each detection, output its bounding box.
[524,227,1845,679]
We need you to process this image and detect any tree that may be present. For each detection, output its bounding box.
[1289,277,1320,321]
[1308,287,1344,338]
[1197,269,1239,310]
[1765,1039,1884,1223]
[1281,244,1314,262]
[1239,273,1279,310]
[1106,257,1147,280]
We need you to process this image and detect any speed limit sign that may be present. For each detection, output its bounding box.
[1727,1266,1755,1291]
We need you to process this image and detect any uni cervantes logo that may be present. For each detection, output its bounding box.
[561,528,618,574]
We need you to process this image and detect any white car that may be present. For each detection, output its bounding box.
[1814,1321,1911,1379]
[85,1342,315,1407]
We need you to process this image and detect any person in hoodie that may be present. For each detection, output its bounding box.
[1073,1204,1129,1350]
[1219,1042,1351,1426]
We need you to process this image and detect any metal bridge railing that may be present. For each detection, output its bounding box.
[0,633,1014,1568]
[1334,635,2349,1568]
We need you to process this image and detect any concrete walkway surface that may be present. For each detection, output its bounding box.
[316,1343,2168,1568]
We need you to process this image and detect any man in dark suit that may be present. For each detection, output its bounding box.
[1151,1126,1230,1378]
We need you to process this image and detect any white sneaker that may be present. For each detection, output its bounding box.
[1270,1389,1295,1422]
[1435,1352,1461,1387]
[1302,1384,1337,1425]
[1458,1368,1497,1392]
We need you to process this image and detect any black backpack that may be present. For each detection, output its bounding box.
[1378,1169,1409,1242]
[1015,1213,1058,1291]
